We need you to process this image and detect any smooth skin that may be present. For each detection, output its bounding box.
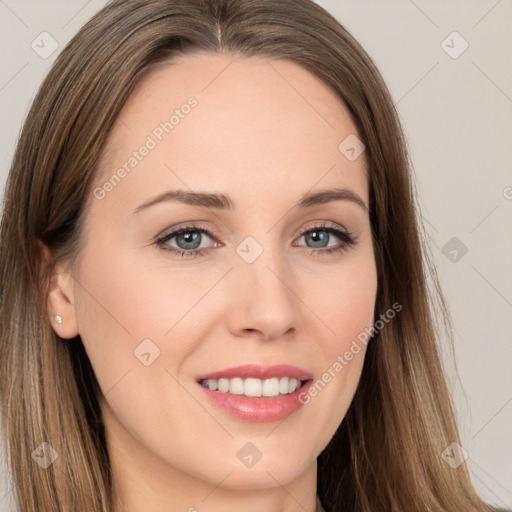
[46,52,378,512]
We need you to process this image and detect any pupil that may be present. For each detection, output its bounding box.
[308,230,328,248]
[178,231,201,250]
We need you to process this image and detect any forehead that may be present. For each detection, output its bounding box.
[93,51,368,212]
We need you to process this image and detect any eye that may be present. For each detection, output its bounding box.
[294,222,357,256]
[155,224,217,258]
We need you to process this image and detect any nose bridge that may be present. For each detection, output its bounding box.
[226,231,300,340]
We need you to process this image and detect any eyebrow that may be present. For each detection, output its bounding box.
[132,187,368,214]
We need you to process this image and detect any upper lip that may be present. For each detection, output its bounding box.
[196,364,313,382]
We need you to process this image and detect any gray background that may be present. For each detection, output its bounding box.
[0,0,511,510]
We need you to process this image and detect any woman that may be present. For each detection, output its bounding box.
[0,0,498,511]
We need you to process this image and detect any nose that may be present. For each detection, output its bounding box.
[225,249,301,342]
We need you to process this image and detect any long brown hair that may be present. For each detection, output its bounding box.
[0,0,493,510]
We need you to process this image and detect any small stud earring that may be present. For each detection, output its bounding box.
[54,315,63,325]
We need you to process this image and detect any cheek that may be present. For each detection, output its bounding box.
[71,243,227,403]
[299,253,377,433]
[335,269,377,344]
[300,285,375,457]
[308,253,378,353]
[74,247,209,341]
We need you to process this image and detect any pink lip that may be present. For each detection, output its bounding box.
[196,363,313,382]
[195,364,314,423]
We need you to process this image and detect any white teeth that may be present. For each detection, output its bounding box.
[218,378,229,393]
[279,377,289,394]
[244,378,262,397]
[200,376,304,397]
[229,377,244,395]
[289,378,299,393]
[262,377,280,397]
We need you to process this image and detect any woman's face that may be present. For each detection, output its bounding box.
[52,52,377,501]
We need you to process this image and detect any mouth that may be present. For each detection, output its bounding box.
[198,376,309,397]
[195,364,314,422]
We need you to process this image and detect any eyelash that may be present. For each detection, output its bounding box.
[155,222,357,259]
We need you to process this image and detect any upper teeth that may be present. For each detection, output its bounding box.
[200,377,302,397]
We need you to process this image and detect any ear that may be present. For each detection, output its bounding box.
[38,240,80,339]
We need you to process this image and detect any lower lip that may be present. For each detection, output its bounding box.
[197,380,313,422]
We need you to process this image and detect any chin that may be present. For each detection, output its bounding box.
[211,464,305,491]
